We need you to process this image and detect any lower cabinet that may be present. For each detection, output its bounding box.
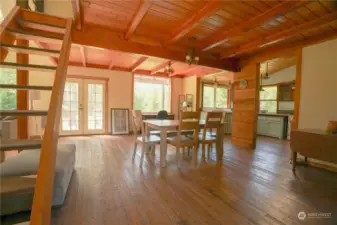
[257,116,287,139]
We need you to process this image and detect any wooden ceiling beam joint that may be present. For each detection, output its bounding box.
[125,0,152,40]
[72,0,84,31]
[150,60,171,75]
[79,45,87,67]
[223,11,337,58]
[164,1,224,46]
[202,0,309,51]
[130,56,148,72]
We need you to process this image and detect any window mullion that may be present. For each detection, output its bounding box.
[213,86,216,108]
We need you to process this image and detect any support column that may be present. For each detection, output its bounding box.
[231,63,260,149]
[16,39,29,139]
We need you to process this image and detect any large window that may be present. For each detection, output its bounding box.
[260,86,277,113]
[0,68,16,110]
[133,75,170,112]
[202,84,228,109]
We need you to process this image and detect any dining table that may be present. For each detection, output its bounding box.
[143,119,224,167]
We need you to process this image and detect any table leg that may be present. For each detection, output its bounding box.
[216,124,224,162]
[160,129,167,167]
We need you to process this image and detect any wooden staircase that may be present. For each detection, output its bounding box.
[0,6,72,225]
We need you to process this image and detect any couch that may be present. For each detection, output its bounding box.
[0,144,76,216]
[290,129,337,171]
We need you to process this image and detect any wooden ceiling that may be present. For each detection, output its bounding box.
[260,56,297,75]
[67,0,337,77]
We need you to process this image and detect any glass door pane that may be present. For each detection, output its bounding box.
[61,79,83,135]
[84,80,105,134]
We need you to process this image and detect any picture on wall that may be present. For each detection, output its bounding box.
[110,108,129,135]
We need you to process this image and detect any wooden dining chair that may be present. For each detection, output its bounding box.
[131,110,160,166]
[199,111,223,160]
[167,111,201,167]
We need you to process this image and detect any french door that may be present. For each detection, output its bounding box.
[61,78,106,135]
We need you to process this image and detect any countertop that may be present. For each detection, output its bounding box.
[223,111,292,117]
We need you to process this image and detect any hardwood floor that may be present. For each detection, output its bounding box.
[2,135,337,225]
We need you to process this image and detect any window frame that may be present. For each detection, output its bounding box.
[133,75,171,113]
[201,82,230,110]
[259,85,278,113]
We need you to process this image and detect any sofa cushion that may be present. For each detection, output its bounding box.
[0,144,75,177]
[0,144,76,215]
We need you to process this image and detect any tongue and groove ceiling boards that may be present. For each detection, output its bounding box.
[43,0,337,77]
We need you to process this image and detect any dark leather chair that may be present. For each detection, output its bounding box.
[156,110,169,120]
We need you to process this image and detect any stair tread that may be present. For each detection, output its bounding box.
[16,18,66,29]
[0,110,48,116]
[0,84,53,91]
[0,62,57,71]
[0,43,60,54]
[7,28,63,44]
[16,18,66,34]
[0,139,42,151]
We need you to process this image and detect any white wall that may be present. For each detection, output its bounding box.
[183,76,197,111]
[0,0,15,20]
[44,0,73,19]
[299,39,337,130]
[171,77,183,116]
[262,66,296,85]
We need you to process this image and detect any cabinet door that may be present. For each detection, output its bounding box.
[268,118,283,139]
[258,117,268,135]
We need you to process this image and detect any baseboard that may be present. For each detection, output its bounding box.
[308,160,337,173]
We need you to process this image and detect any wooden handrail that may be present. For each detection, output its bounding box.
[29,18,73,225]
[0,6,20,61]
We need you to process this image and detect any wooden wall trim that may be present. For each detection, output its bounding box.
[292,49,302,130]
[170,77,174,114]
[131,73,135,110]
[196,77,201,111]
[232,63,259,149]
[66,74,109,81]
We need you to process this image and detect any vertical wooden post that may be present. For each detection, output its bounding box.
[231,63,260,149]
[196,77,201,111]
[16,39,29,139]
[292,49,302,130]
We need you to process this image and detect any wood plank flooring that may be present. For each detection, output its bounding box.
[2,135,337,225]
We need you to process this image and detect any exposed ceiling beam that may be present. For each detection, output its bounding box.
[222,11,337,58]
[134,69,169,77]
[202,70,228,79]
[151,60,171,75]
[130,56,148,72]
[72,24,240,71]
[72,0,84,30]
[79,45,86,67]
[164,1,224,46]
[169,65,200,77]
[125,0,152,40]
[241,30,337,67]
[201,0,308,51]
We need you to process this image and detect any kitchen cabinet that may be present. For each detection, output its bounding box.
[220,112,288,139]
[257,115,288,139]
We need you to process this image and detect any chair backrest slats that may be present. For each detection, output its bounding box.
[132,110,144,137]
[202,112,223,139]
[178,111,200,142]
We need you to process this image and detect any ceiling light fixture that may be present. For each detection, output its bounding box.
[260,62,269,91]
[164,61,174,74]
[264,62,270,80]
[185,37,199,65]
